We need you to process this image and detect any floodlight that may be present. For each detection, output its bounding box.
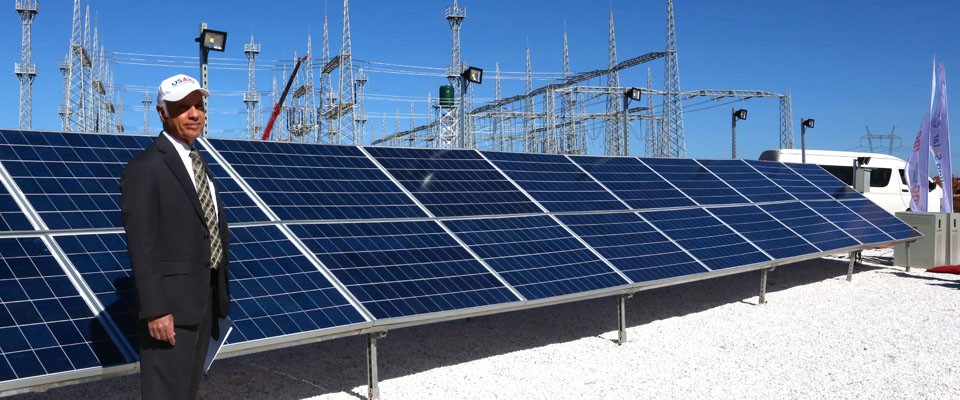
[625,87,642,101]
[197,29,228,52]
[733,109,748,120]
[802,118,815,129]
[461,66,483,84]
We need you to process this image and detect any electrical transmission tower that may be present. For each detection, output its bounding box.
[605,10,624,156]
[15,0,38,129]
[355,67,368,144]
[436,0,466,148]
[662,0,685,157]
[141,94,151,133]
[243,35,261,140]
[861,126,901,155]
[318,0,358,144]
[288,36,317,141]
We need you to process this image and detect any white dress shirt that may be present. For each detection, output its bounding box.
[162,131,219,217]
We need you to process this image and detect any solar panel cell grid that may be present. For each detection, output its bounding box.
[568,156,695,210]
[786,163,863,200]
[208,139,426,221]
[803,200,892,245]
[841,199,920,240]
[707,205,820,259]
[483,151,627,212]
[442,216,628,300]
[742,160,832,201]
[0,236,126,383]
[555,212,709,283]
[54,234,140,351]
[758,202,859,252]
[0,131,154,230]
[639,208,771,270]
[697,159,794,203]
[641,158,749,205]
[290,220,518,319]
[365,147,542,217]
[225,225,366,343]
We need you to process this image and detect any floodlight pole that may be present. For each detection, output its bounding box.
[200,22,209,138]
[732,108,737,159]
[622,95,630,157]
[731,108,747,159]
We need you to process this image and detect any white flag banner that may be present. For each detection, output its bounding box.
[930,63,952,212]
[905,58,937,212]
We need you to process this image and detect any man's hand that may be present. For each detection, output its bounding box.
[148,314,175,345]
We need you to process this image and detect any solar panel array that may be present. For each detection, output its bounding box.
[0,129,920,393]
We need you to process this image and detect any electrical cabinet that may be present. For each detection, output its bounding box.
[893,212,946,269]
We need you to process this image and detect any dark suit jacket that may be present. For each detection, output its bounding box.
[120,133,230,326]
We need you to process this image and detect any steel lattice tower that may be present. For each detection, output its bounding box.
[15,0,38,129]
[288,36,317,141]
[334,0,357,144]
[493,62,505,151]
[523,48,536,152]
[560,31,582,155]
[662,0,686,157]
[141,94,151,133]
[115,95,123,132]
[58,60,69,129]
[645,67,657,157]
[318,16,334,143]
[354,67,368,144]
[604,10,624,156]
[443,0,465,147]
[779,94,794,148]
[243,36,261,140]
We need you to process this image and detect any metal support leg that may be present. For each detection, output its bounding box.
[367,331,386,400]
[905,242,911,272]
[617,295,628,345]
[846,251,857,282]
[759,268,770,305]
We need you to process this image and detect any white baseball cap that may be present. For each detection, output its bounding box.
[156,73,210,104]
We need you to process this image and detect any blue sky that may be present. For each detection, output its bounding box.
[2,0,958,166]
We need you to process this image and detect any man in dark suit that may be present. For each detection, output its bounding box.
[121,73,230,400]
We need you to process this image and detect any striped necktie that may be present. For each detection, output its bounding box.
[189,149,223,269]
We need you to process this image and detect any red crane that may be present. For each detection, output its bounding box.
[261,55,309,140]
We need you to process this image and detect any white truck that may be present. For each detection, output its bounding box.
[758,149,943,214]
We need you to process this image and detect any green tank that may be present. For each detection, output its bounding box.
[439,85,455,108]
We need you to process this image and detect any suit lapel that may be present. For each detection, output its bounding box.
[156,134,205,220]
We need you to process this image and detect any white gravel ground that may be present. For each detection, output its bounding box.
[15,250,960,399]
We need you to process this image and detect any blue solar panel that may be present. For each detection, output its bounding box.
[199,147,271,224]
[786,163,863,200]
[0,130,153,230]
[482,151,628,212]
[707,205,820,259]
[0,192,32,232]
[290,221,519,319]
[759,202,859,252]
[641,158,749,205]
[0,236,126,383]
[568,156,694,210]
[804,200,893,245]
[555,213,708,282]
[225,225,366,343]
[365,147,541,217]
[697,159,794,203]
[54,234,139,351]
[742,160,832,201]
[442,216,628,300]
[841,199,920,240]
[208,139,427,221]
[639,208,771,270]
